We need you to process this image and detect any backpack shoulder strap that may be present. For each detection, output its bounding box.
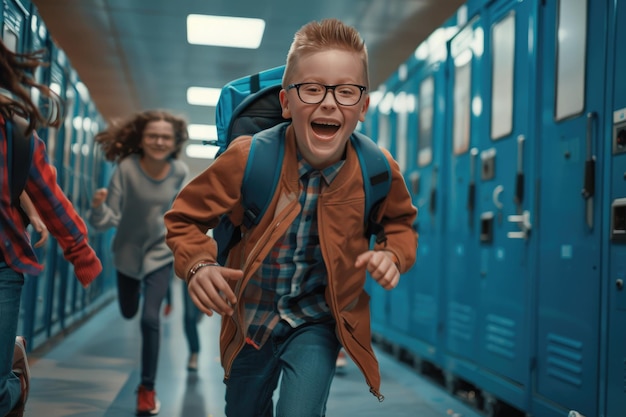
[239,125,391,246]
[6,118,34,206]
[351,131,392,246]
[240,122,288,229]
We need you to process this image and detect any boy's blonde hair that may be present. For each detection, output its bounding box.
[283,18,369,89]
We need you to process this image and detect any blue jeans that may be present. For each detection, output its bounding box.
[0,263,24,416]
[224,320,341,417]
[182,285,201,354]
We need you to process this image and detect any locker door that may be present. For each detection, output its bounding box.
[25,7,55,342]
[442,15,483,377]
[405,53,449,366]
[606,0,626,415]
[388,72,415,338]
[533,0,607,416]
[471,0,536,410]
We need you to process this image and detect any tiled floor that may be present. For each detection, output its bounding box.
[22,279,483,417]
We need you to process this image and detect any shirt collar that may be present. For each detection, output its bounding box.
[297,152,345,185]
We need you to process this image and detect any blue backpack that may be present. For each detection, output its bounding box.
[212,65,391,265]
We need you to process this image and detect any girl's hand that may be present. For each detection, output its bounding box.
[19,193,49,248]
[91,188,108,208]
[29,215,49,248]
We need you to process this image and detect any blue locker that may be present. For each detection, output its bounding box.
[45,47,71,330]
[380,60,422,354]
[470,0,537,411]
[441,12,484,390]
[401,23,456,370]
[605,0,626,416]
[532,0,607,416]
[1,0,28,52]
[24,6,56,342]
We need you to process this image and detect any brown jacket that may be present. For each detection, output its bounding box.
[165,124,417,400]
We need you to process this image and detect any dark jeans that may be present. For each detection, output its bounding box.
[0,263,23,415]
[224,320,341,417]
[182,284,202,354]
[117,264,171,389]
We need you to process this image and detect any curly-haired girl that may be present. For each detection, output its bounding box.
[88,109,189,416]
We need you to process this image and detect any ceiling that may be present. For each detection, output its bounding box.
[30,0,463,171]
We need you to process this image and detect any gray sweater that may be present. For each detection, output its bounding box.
[88,154,189,279]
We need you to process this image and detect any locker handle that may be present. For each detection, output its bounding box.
[582,112,597,230]
[507,210,531,239]
[467,183,475,212]
[581,158,595,199]
[582,112,596,200]
[429,166,438,215]
[429,188,437,214]
[468,148,478,228]
[514,135,525,206]
[514,172,524,206]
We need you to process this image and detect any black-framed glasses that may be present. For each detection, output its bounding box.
[286,82,367,106]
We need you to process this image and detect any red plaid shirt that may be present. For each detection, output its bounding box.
[0,116,101,286]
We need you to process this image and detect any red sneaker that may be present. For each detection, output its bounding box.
[136,385,160,416]
[7,337,30,417]
[163,304,173,317]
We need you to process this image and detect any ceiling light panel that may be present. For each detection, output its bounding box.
[187,14,265,49]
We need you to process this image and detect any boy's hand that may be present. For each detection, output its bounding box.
[91,188,108,208]
[355,250,400,290]
[187,265,242,316]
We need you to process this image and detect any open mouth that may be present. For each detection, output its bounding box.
[312,121,340,137]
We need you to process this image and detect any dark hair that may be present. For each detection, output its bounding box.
[95,109,189,162]
[0,39,62,133]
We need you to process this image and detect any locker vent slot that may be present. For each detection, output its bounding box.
[546,333,583,387]
[485,314,516,359]
[448,302,475,341]
[412,293,436,326]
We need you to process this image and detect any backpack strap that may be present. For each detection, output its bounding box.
[241,122,288,229]
[6,118,34,206]
[351,131,392,247]
[214,122,287,264]
[250,72,261,94]
[242,126,391,242]
[217,124,391,264]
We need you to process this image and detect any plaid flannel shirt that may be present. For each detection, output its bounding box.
[244,156,345,348]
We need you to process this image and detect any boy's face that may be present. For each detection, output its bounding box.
[280,49,369,169]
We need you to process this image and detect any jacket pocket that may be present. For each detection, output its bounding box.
[340,292,371,337]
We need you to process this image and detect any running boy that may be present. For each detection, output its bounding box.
[165,18,417,417]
